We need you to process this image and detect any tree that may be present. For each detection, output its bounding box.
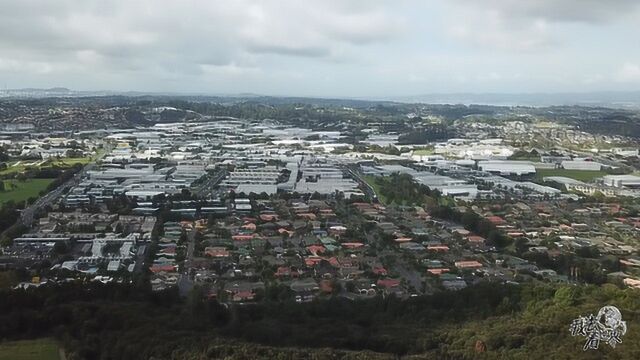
[53,241,69,255]
[553,286,580,307]
[488,231,512,248]
[514,237,529,255]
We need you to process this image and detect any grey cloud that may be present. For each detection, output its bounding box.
[3,0,637,96]
[246,44,331,58]
[456,0,640,24]
[447,0,640,52]
[0,0,402,81]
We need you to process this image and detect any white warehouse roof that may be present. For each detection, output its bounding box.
[478,161,536,175]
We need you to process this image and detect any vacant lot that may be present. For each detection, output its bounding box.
[0,338,61,360]
[536,168,606,182]
[0,179,54,204]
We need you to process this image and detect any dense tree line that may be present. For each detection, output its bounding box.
[373,173,440,206]
[397,125,454,144]
[371,174,515,249]
[0,201,21,235]
[430,205,513,248]
[40,163,83,192]
[0,280,638,359]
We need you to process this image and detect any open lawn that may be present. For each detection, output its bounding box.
[49,157,91,166]
[0,179,54,204]
[0,157,90,176]
[0,338,61,360]
[363,175,388,204]
[536,168,606,182]
[0,161,40,176]
[412,148,434,156]
[508,154,541,162]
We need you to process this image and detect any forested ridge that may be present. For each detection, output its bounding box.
[0,281,639,359]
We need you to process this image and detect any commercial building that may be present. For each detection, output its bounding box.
[561,160,603,171]
[603,175,640,189]
[478,161,536,177]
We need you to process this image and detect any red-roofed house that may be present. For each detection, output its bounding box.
[342,242,364,249]
[232,291,255,302]
[305,256,323,266]
[305,256,339,267]
[427,268,450,275]
[427,244,449,252]
[376,279,401,289]
[158,247,176,255]
[319,209,336,217]
[260,214,279,222]
[327,257,340,267]
[297,213,317,220]
[150,264,176,273]
[372,266,388,276]
[455,260,483,269]
[275,266,301,278]
[241,222,257,231]
[467,235,485,245]
[278,228,294,237]
[306,245,326,256]
[486,216,506,225]
[232,234,255,241]
[205,247,230,258]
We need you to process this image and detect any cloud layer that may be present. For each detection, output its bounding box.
[0,0,639,95]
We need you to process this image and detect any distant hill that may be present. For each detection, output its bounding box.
[387,91,640,108]
[5,88,640,108]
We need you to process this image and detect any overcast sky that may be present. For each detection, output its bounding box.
[1,0,640,97]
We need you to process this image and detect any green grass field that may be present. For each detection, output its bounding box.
[0,157,90,176]
[363,175,388,204]
[0,179,54,204]
[49,157,91,166]
[508,154,541,162]
[0,161,37,176]
[536,168,606,182]
[413,148,435,156]
[0,338,61,360]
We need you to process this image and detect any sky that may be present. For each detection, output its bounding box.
[1,0,640,97]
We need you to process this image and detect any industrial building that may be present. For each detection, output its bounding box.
[603,175,640,188]
[478,161,536,178]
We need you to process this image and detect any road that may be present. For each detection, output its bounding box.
[178,226,197,296]
[133,244,147,273]
[19,145,110,227]
[342,165,378,201]
[191,170,227,197]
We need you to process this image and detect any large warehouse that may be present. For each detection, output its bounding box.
[602,175,640,188]
[561,160,603,171]
[478,161,536,178]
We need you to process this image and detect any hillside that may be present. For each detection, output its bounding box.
[1,281,639,359]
